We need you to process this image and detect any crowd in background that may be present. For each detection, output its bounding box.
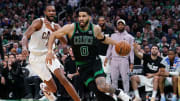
[0,0,180,100]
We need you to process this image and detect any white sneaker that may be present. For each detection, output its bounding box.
[117,89,132,101]
[40,83,57,101]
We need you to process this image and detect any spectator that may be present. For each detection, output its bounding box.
[97,16,114,84]
[148,31,160,45]
[154,25,166,39]
[132,44,164,101]
[106,19,134,93]
[157,36,169,52]
[159,49,179,101]
[160,45,169,59]
[165,28,176,44]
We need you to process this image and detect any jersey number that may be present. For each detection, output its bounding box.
[80,46,89,56]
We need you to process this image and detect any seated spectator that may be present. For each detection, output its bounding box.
[169,37,178,50]
[148,31,160,45]
[132,44,164,101]
[154,25,166,39]
[165,28,176,44]
[135,32,143,44]
[160,45,169,59]
[159,49,180,101]
[157,36,169,52]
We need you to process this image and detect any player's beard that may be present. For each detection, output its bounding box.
[152,52,158,56]
[99,23,105,28]
[46,15,55,22]
[80,19,89,28]
[118,28,125,32]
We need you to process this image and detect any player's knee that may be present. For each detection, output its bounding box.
[154,76,159,81]
[131,75,138,81]
[97,84,106,92]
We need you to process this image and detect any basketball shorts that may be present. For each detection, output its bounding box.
[76,57,106,87]
[29,53,64,81]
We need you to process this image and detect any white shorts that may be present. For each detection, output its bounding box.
[138,75,154,91]
[29,53,64,81]
[99,55,110,73]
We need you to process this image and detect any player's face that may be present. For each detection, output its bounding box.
[117,23,125,32]
[151,46,159,56]
[78,12,90,27]
[44,6,56,22]
[168,51,175,60]
[98,17,105,27]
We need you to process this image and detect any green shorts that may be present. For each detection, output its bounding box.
[76,57,106,87]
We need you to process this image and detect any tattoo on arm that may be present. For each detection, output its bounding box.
[96,77,115,94]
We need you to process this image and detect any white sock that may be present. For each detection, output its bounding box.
[134,89,140,98]
[161,93,165,98]
[172,94,176,98]
[152,90,157,98]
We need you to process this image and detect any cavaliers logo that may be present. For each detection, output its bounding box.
[42,31,51,39]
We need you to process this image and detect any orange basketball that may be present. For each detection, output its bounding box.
[115,41,131,56]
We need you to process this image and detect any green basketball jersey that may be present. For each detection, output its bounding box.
[70,23,99,61]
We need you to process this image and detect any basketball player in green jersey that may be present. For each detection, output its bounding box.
[46,7,131,101]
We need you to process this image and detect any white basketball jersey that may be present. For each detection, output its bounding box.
[29,18,55,54]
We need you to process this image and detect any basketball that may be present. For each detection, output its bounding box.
[115,41,131,56]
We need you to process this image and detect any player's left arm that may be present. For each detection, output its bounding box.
[54,24,67,45]
[94,25,118,45]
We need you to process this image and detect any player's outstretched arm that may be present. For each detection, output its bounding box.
[21,19,42,56]
[133,43,143,59]
[46,24,73,64]
[94,25,118,46]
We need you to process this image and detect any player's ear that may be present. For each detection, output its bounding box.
[89,16,92,21]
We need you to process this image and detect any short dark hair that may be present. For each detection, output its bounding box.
[168,49,176,54]
[44,4,55,11]
[98,16,106,21]
[151,44,159,50]
[78,7,91,15]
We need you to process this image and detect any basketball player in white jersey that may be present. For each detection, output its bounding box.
[22,4,80,101]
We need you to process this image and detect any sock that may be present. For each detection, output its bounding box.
[134,89,140,98]
[115,89,121,95]
[161,93,165,98]
[172,94,176,98]
[152,90,157,98]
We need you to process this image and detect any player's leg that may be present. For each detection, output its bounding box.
[119,59,130,93]
[94,59,131,100]
[131,75,141,101]
[48,58,80,101]
[178,76,180,101]
[159,76,165,101]
[88,81,116,101]
[110,60,120,89]
[151,76,159,101]
[172,76,178,101]
[29,54,57,101]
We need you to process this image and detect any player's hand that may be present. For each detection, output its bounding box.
[146,73,154,78]
[22,47,29,57]
[104,57,108,67]
[46,51,55,65]
[67,74,74,80]
[133,42,138,49]
[130,64,133,72]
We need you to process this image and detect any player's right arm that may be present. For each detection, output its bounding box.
[21,19,42,56]
[133,43,143,59]
[46,24,74,65]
